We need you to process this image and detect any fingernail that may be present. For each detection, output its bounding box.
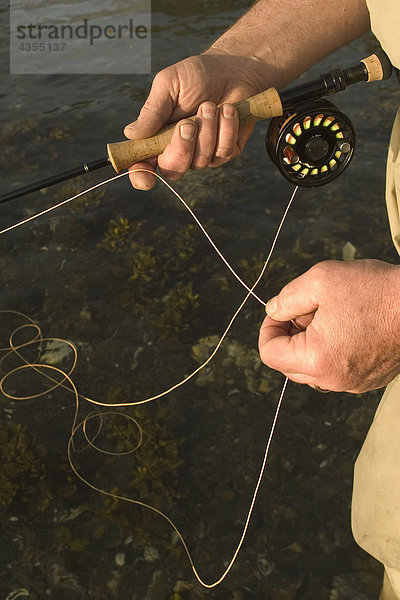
[222,104,235,119]
[202,103,216,120]
[265,296,277,315]
[180,122,196,140]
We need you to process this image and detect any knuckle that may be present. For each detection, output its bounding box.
[158,154,190,180]
[308,261,335,292]
[193,136,217,168]
[138,102,165,126]
[152,67,172,89]
[215,140,241,161]
[192,155,211,169]
[176,145,195,160]
[208,157,229,168]
[309,261,328,280]
[215,145,235,159]
[159,168,183,181]
[311,259,340,278]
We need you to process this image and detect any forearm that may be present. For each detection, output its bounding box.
[207,0,371,89]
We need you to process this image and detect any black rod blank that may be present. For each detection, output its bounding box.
[0,156,109,205]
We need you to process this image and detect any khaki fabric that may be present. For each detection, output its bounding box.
[352,113,400,598]
[352,3,400,599]
[366,0,400,69]
[386,109,400,254]
[352,110,400,600]
[380,569,400,600]
[352,377,400,571]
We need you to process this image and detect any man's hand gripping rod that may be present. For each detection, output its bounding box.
[0,50,392,205]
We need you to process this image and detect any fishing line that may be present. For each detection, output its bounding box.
[1,169,270,305]
[0,169,298,586]
[0,48,393,590]
[1,342,288,589]
[0,171,129,237]
[1,172,297,408]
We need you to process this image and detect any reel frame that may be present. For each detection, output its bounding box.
[266,100,356,187]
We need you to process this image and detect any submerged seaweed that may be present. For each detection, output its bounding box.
[1,16,397,598]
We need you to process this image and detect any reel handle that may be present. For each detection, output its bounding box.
[107,87,283,173]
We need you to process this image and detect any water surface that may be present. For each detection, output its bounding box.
[1,2,400,599]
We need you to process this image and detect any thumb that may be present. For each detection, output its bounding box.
[265,271,319,321]
[124,76,176,140]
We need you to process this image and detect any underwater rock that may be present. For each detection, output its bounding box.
[40,339,73,366]
[191,335,220,365]
[172,580,193,593]
[79,306,91,321]
[342,241,357,261]
[256,555,274,577]
[144,545,160,562]
[115,552,126,567]
[191,334,277,394]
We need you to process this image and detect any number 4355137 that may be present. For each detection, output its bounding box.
[18,42,67,51]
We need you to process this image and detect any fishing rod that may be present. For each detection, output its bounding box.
[0,49,392,205]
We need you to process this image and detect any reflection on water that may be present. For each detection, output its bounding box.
[1,1,400,598]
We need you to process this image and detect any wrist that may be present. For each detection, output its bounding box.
[200,47,288,98]
[203,0,370,92]
[203,39,292,92]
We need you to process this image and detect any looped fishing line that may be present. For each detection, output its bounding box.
[0,169,298,587]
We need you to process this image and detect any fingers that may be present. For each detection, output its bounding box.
[209,121,255,167]
[129,118,199,185]
[259,267,328,388]
[126,100,241,188]
[209,104,240,166]
[265,267,322,322]
[258,315,314,382]
[154,101,240,180]
[191,102,219,168]
[157,119,198,180]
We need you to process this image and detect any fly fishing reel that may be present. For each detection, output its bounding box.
[266,100,356,187]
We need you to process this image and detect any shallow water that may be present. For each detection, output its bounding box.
[1,1,400,599]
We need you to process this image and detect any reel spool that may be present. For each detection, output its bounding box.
[266,100,356,187]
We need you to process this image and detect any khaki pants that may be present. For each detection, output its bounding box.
[380,569,400,600]
[351,104,400,598]
[352,377,400,599]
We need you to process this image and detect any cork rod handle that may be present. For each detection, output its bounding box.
[107,87,283,173]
